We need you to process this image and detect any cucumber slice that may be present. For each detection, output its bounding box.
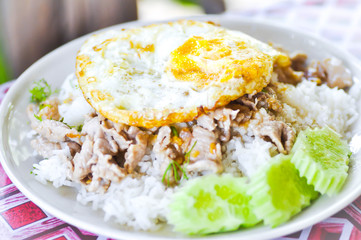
[291,126,350,196]
[168,174,260,235]
[248,154,318,227]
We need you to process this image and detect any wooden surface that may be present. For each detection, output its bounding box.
[0,0,137,78]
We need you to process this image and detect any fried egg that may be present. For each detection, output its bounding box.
[76,20,290,128]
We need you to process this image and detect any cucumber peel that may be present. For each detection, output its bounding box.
[291,126,350,196]
[168,174,260,235]
[248,154,318,227]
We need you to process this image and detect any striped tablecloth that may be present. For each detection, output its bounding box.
[1,0,361,239]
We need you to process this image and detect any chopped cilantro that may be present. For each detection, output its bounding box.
[76,124,83,132]
[59,118,83,132]
[29,79,53,103]
[30,167,37,175]
[170,126,179,137]
[34,114,42,121]
[60,118,70,127]
[39,103,52,111]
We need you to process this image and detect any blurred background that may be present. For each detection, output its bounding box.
[0,0,360,84]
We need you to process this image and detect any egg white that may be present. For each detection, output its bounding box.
[76,20,289,128]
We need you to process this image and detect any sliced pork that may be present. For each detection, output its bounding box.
[306,57,352,89]
[252,109,295,154]
[71,114,149,192]
[186,126,223,173]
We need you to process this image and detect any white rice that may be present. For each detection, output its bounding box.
[77,175,174,231]
[33,146,74,188]
[58,74,94,127]
[280,80,359,136]
[224,137,276,178]
[32,73,360,231]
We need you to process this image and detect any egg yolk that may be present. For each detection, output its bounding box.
[167,36,271,90]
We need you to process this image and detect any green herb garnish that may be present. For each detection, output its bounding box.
[34,114,42,121]
[162,162,173,185]
[162,140,196,186]
[76,124,83,132]
[162,160,188,186]
[173,161,179,182]
[170,126,179,137]
[39,103,52,111]
[184,141,197,164]
[30,167,37,175]
[59,118,71,128]
[59,118,82,132]
[174,161,188,180]
[173,0,199,6]
[29,79,53,103]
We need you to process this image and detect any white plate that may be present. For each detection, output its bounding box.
[1,15,361,240]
